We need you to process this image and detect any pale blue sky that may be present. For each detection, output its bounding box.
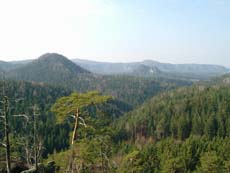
[0,0,229,66]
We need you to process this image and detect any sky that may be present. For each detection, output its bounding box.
[0,0,229,66]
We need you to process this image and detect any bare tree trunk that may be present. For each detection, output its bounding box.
[33,106,38,172]
[71,108,79,145]
[67,108,80,173]
[4,96,11,173]
[25,140,32,167]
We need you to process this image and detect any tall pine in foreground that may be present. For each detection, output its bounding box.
[51,91,111,172]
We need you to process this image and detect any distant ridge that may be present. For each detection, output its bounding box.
[0,60,28,72]
[132,64,161,77]
[202,73,230,86]
[1,53,229,80]
[3,53,192,106]
[35,53,89,74]
[73,58,229,79]
[8,53,90,84]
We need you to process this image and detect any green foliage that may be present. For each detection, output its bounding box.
[116,136,230,173]
[197,151,224,173]
[120,150,143,172]
[6,53,191,107]
[161,156,186,173]
[0,80,72,157]
[51,91,112,123]
[2,68,230,173]
[0,79,135,161]
[118,85,230,141]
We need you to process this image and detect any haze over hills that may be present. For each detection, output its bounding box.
[0,52,229,106]
[1,54,230,172]
[7,53,90,85]
[3,52,229,108]
[201,73,230,86]
[73,58,229,79]
[132,64,161,77]
[0,60,26,72]
[1,0,230,171]
[0,53,229,80]
[0,53,191,107]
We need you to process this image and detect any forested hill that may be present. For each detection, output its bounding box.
[118,85,230,141]
[1,53,228,80]
[0,61,14,72]
[205,73,230,86]
[0,80,71,158]
[1,65,230,172]
[3,53,191,107]
[3,53,230,172]
[0,80,132,157]
[8,53,90,85]
[43,81,230,172]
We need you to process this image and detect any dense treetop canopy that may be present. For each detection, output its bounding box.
[51,91,112,123]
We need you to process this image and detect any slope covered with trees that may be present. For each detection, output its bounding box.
[0,80,71,160]
[108,85,230,172]
[118,85,230,140]
[0,80,133,172]
[40,84,230,173]
[0,78,140,172]
[8,53,90,85]
[1,57,229,172]
[5,53,191,107]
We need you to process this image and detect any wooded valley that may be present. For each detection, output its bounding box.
[0,53,230,173]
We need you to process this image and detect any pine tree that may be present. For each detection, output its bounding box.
[51,91,111,172]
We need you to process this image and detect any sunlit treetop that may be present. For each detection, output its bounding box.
[51,91,112,123]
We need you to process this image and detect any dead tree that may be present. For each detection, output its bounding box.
[33,105,39,172]
[0,74,11,173]
[11,102,42,172]
[4,96,11,173]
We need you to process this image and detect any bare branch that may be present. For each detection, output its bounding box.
[79,117,87,127]
[79,122,87,128]
[0,142,6,148]
[13,114,29,121]
[69,115,75,119]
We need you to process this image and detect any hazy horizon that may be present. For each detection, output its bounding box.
[0,53,228,68]
[0,0,229,66]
